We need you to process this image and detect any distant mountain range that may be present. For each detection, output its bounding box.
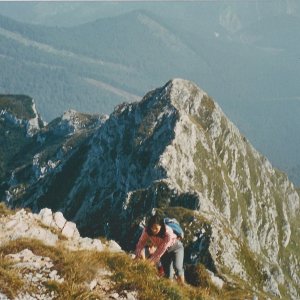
[0,2,300,186]
[0,1,299,28]
[1,80,299,299]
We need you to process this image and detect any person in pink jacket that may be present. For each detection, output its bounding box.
[135,214,185,284]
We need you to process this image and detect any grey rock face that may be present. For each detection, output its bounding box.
[106,240,124,253]
[49,109,106,136]
[61,221,80,239]
[0,209,59,246]
[39,208,54,227]
[53,211,66,229]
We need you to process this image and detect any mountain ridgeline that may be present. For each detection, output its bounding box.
[1,79,300,299]
[1,9,300,186]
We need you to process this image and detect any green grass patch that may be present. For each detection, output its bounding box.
[238,242,265,288]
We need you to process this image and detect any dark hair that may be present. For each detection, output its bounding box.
[146,214,166,237]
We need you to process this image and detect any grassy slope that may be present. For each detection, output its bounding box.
[0,202,257,300]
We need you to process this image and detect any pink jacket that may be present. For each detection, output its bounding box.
[135,225,177,264]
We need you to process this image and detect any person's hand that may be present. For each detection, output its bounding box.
[134,255,146,261]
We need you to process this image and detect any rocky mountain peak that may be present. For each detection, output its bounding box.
[89,79,300,298]
[1,80,300,299]
[0,95,44,137]
[166,78,207,113]
[46,109,106,136]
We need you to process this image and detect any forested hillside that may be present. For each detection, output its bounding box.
[1,6,300,185]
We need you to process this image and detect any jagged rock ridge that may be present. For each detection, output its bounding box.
[0,95,106,205]
[1,79,300,299]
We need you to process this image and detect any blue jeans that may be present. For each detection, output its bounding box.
[160,240,184,279]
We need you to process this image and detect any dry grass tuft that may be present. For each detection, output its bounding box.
[0,234,257,299]
[0,238,210,299]
[0,239,106,299]
[185,263,213,288]
[98,251,207,300]
[0,254,24,298]
[0,202,14,217]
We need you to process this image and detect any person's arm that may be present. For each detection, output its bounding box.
[149,231,173,264]
[135,228,149,258]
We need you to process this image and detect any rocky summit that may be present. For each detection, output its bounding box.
[1,79,300,299]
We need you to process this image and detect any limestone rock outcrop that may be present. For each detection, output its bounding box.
[0,207,130,300]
